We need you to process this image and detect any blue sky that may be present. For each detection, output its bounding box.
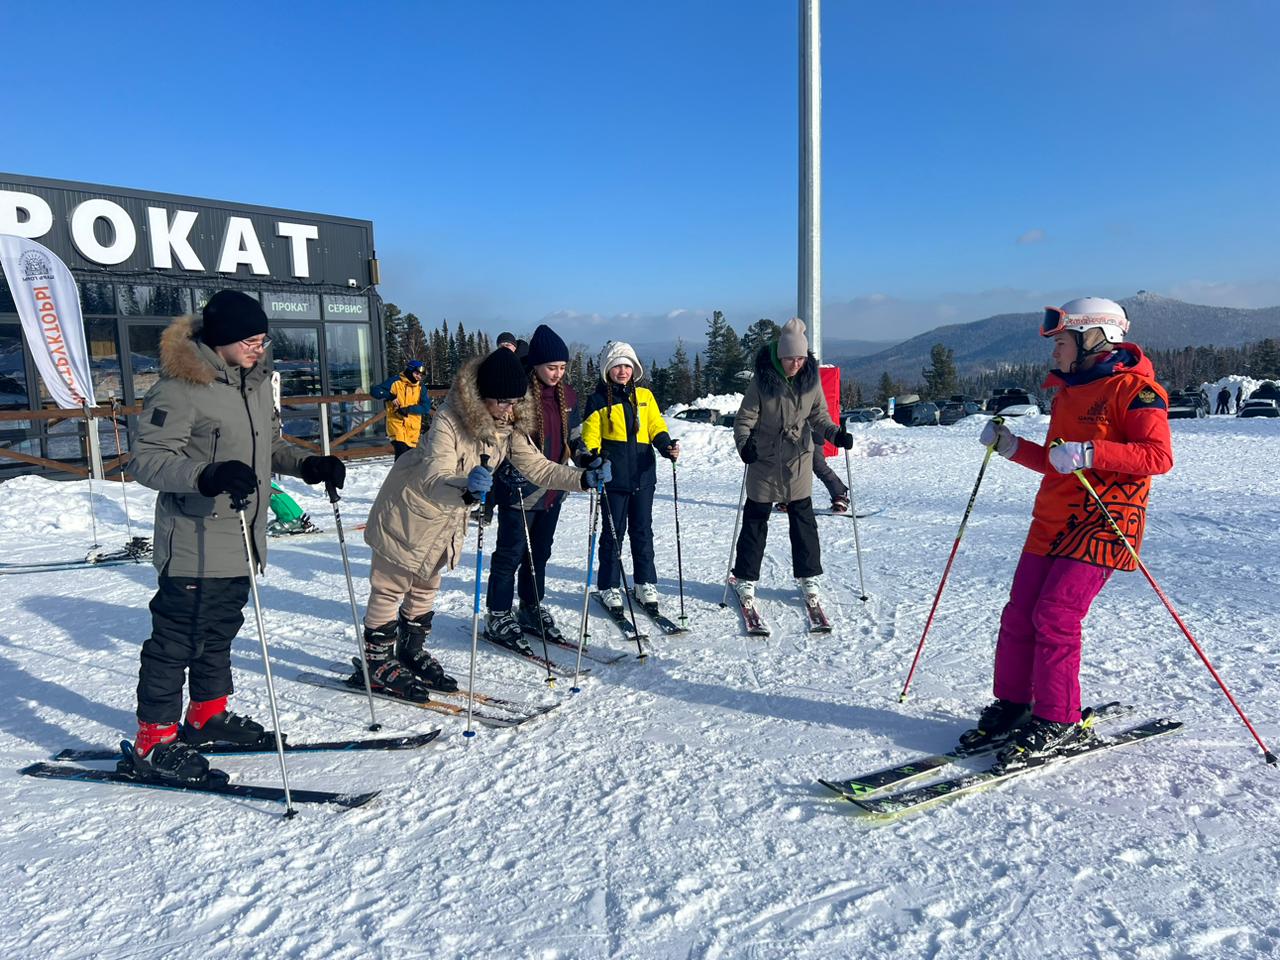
[4,1,1278,346]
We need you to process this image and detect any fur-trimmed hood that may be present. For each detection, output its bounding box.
[752,344,819,398]
[158,314,272,388]
[440,355,537,446]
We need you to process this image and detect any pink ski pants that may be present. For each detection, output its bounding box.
[993,551,1112,724]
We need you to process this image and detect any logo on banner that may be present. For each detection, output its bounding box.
[22,251,52,281]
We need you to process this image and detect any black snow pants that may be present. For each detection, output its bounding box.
[136,575,250,724]
[487,500,564,611]
[733,496,822,581]
[597,487,657,590]
[812,447,848,502]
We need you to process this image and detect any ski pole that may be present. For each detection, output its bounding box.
[571,486,601,693]
[232,494,297,818]
[82,400,100,549]
[107,397,137,545]
[719,464,748,607]
[598,482,647,660]
[515,477,555,688]
[464,454,491,738]
[326,480,381,731]
[670,457,688,628]
[1052,439,1276,765]
[898,418,1004,702]
[842,446,870,603]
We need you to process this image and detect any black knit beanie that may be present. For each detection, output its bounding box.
[525,324,569,367]
[496,331,517,348]
[201,291,268,347]
[476,348,529,400]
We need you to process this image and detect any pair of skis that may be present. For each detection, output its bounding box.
[731,583,832,637]
[592,590,689,639]
[818,703,1182,820]
[23,728,445,810]
[0,537,154,576]
[299,662,561,727]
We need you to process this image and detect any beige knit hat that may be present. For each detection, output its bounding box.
[777,317,809,358]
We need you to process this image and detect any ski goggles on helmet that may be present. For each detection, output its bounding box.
[1040,306,1129,339]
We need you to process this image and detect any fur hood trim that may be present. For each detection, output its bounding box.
[444,356,536,445]
[159,316,219,386]
[752,344,819,397]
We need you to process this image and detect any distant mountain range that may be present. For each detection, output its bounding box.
[832,292,1280,387]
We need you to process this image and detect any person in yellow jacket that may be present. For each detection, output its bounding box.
[581,340,679,611]
[379,360,430,459]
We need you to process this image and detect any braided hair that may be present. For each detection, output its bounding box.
[529,368,571,460]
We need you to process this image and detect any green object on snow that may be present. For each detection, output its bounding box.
[270,481,306,525]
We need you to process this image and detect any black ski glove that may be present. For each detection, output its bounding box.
[198,460,257,499]
[739,437,759,464]
[301,455,346,489]
[831,428,854,450]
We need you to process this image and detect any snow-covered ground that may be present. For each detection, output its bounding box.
[1,409,1278,958]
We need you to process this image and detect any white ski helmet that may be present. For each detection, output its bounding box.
[1040,297,1130,343]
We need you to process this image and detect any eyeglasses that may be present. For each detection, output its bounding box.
[240,335,272,350]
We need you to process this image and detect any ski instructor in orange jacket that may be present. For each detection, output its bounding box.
[962,297,1173,768]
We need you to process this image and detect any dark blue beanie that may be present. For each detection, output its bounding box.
[525,324,569,367]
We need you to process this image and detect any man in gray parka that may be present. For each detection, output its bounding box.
[126,290,345,784]
[730,318,853,607]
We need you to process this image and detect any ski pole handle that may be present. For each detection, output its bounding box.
[325,481,341,504]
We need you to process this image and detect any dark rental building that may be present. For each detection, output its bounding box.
[0,172,386,474]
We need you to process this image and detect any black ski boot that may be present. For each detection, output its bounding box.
[180,711,274,750]
[518,603,563,642]
[485,610,534,655]
[348,622,431,702]
[397,612,459,693]
[957,698,1032,750]
[995,714,1095,770]
[124,739,216,786]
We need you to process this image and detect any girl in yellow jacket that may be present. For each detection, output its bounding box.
[581,341,679,611]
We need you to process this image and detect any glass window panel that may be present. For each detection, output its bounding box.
[80,282,114,314]
[88,318,122,401]
[325,322,379,441]
[194,287,258,313]
[272,327,320,397]
[325,323,371,394]
[0,275,15,313]
[116,284,189,317]
[126,324,165,400]
[0,321,29,409]
[150,286,192,317]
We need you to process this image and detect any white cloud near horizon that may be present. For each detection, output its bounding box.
[1017,228,1046,245]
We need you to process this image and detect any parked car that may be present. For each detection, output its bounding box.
[1238,400,1280,419]
[893,400,940,427]
[939,400,984,425]
[1238,391,1280,418]
[716,412,736,427]
[989,390,1041,416]
[673,408,716,423]
[843,406,885,423]
[1167,390,1209,419]
[1248,381,1280,403]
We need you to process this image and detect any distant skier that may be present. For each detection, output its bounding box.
[970,297,1172,767]
[1215,387,1230,415]
[1235,385,1243,412]
[484,324,587,651]
[377,359,430,459]
[581,341,679,612]
[729,318,854,606]
[357,347,607,699]
[127,291,346,784]
[775,433,850,514]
